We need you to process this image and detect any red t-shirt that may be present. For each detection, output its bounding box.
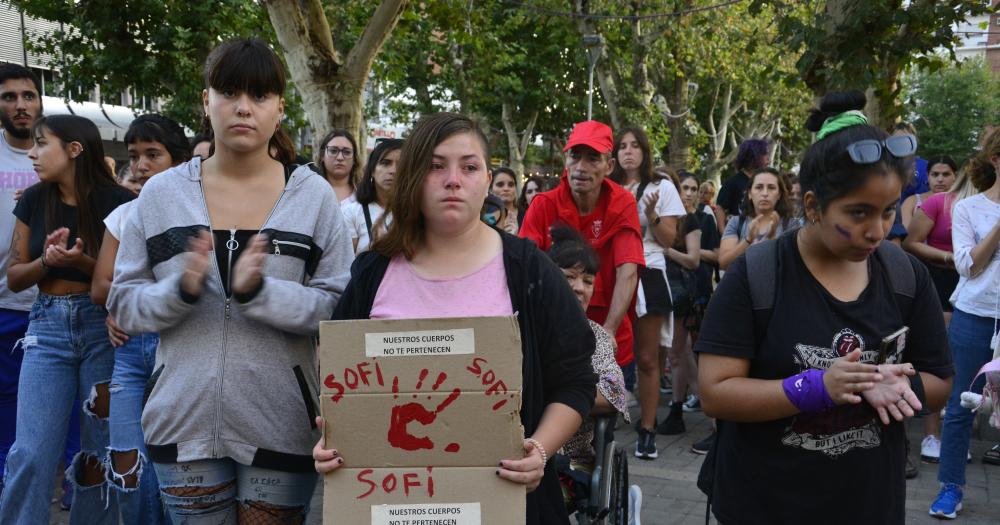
[520,177,645,365]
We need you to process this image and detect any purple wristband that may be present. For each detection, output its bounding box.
[782,369,836,413]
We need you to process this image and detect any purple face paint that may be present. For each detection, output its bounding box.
[834,224,851,240]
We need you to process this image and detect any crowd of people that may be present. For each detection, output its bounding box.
[0,36,997,525]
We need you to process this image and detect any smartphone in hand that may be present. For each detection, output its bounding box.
[878,327,910,365]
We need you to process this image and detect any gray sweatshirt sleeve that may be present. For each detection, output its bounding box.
[108,198,199,333]
[233,187,354,335]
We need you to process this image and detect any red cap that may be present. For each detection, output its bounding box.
[563,120,614,154]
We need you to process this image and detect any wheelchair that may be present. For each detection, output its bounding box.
[558,414,632,525]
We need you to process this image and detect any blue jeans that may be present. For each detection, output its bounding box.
[0,308,81,492]
[0,294,118,524]
[107,332,168,525]
[154,459,317,523]
[937,308,998,486]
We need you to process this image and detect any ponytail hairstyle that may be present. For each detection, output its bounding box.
[203,39,295,164]
[800,90,912,212]
[32,115,119,258]
[672,170,702,249]
[124,113,191,166]
[966,126,1000,194]
[356,138,404,206]
[547,224,600,275]
[611,126,653,186]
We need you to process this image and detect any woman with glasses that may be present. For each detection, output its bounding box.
[317,128,359,203]
[695,90,953,525]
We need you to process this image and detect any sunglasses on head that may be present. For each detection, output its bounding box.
[845,134,917,165]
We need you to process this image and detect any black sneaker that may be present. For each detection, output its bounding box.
[656,402,685,435]
[635,428,658,460]
[691,432,716,455]
[905,456,919,479]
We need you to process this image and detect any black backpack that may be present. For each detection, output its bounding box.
[696,235,917,523]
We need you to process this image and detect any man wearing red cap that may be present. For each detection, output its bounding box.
[520,120,645,380]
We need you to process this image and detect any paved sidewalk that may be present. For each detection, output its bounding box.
[47,405,1000,524]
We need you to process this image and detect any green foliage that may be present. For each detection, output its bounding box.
[13,0,289,130]
[906,58,1000,163]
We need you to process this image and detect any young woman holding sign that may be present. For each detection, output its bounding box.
[318,112,597,525]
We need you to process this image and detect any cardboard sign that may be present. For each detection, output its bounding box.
[320,317,526,525]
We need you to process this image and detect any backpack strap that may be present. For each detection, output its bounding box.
[874,241,916,300]
[746,239,780,312]
[362,203,374,240]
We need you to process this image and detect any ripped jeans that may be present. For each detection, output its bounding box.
[153,459,317,523]
[0,293,118,525]
[107,332,168,524]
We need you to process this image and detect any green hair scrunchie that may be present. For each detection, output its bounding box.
[815,110,868,141]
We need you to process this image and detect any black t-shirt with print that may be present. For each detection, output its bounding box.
[695,232,953,525]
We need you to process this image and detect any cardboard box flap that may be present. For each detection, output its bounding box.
[320,316,523,395]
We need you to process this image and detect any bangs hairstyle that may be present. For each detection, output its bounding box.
[611,126,653,186]
[31,115,118,258]
[124,114,191,166]
[371,112,489,260]
[547,225,599,275]
[203,39,295,164]
[800,90,911,210]
[356,138,404,205]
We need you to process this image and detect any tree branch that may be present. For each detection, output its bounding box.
[344,0,409,80]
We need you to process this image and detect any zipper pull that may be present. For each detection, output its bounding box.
[226,229,238,251]
[272,239,280,256]
[225,297,232,320]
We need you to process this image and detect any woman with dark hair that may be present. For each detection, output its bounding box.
[316,112,597,525]
[107,38,354,521]
[546,225,630,501]
[316,128,359,203]
[0,114,134,523]
[616,129,685,460]
[342,138,403,253]
[718,167,792,269]
[189,132,212,159]
[929,127,1000,518]
[696,90,953,524]
[900,155,957,231]
[517,175,546,226]
[657,172,703,435]
[491,166,520,234]
[90,113,190,524]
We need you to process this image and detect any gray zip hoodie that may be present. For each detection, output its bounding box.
[108,157,353,471]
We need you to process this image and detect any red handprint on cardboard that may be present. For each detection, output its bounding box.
[387,368,462,453]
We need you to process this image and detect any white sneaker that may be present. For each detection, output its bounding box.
[921,435,941,463]
[628,484,642,525]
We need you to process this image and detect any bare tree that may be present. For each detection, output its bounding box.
[501,103,539,177]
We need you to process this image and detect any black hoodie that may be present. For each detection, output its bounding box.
[334,232,597,525]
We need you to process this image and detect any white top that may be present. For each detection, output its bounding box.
[341,200,390,254]
[635,179,686,269]
[103,200,136,241]
[0,131,40,311]
[950,193,1000,319]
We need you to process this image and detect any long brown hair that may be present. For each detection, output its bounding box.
[315,128,360,188]
[740,167,791,219]
[967,126,1000,192]
[611,126,653,186]
[32,115,118,258]
[371,112,489,259]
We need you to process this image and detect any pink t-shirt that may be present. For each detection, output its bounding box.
[370,251,514,319]
[916,192,954,252]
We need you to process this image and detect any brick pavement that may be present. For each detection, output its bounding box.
[47,406,1000,524]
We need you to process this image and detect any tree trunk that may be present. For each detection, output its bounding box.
[501,103,539,178]
[264,0,407,154]
[664,75,690,172]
